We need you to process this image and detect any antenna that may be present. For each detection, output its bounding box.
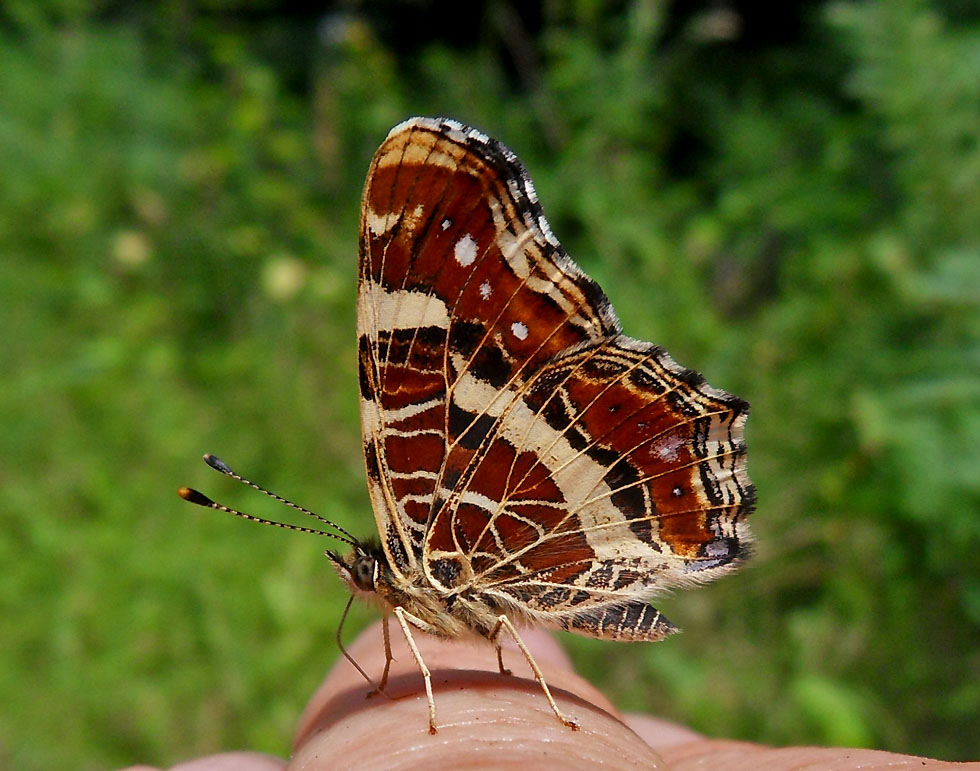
[178,454,359,548]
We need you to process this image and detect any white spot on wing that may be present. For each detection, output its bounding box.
[365,208,397,236]
[650,432,684,462]
[479,281,492,299]
[511,321,528,340]
[454,234,478,266]
[441,218,452,231]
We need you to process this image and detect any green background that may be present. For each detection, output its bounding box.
[1,1,978,767]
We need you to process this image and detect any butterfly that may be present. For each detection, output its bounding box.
[181,117,754,734]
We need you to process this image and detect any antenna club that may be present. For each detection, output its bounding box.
[203,454,233,474]
[181,456,359,546]
[178,487,215,506]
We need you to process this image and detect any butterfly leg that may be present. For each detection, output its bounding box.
[337,594,393,701]
[393,605,439,734]
[379,614,394,691]
[489,615,579,730]
[494,642,512,676]
[366,614,394,698]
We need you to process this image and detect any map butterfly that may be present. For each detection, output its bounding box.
[181,117,754,734]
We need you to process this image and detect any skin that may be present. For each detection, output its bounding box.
[125,621,974,771]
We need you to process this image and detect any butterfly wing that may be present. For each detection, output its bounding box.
[358,117,617,579]
[358,118,753,639]
[440,339,753,640]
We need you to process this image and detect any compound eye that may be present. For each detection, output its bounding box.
[352,556,376,591]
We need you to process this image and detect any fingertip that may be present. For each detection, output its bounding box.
[292,620,665,768]
[293,685,666,770]
[295,619,591,746]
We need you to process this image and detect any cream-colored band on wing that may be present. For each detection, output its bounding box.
[448,361,667,567]
[357,280,451,333]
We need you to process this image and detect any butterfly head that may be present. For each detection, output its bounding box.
[326,540,388,595]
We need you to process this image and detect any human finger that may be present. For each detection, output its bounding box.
[290,620,666,770]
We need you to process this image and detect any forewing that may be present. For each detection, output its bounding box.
[358,118,619,578]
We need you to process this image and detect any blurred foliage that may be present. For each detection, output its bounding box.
[0,1,977,768]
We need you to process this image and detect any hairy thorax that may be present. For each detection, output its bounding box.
[377,568,505,639]
[329,543,509,640]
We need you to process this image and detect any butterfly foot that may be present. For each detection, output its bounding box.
[499,667,512,676]
[562,717,580,731]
